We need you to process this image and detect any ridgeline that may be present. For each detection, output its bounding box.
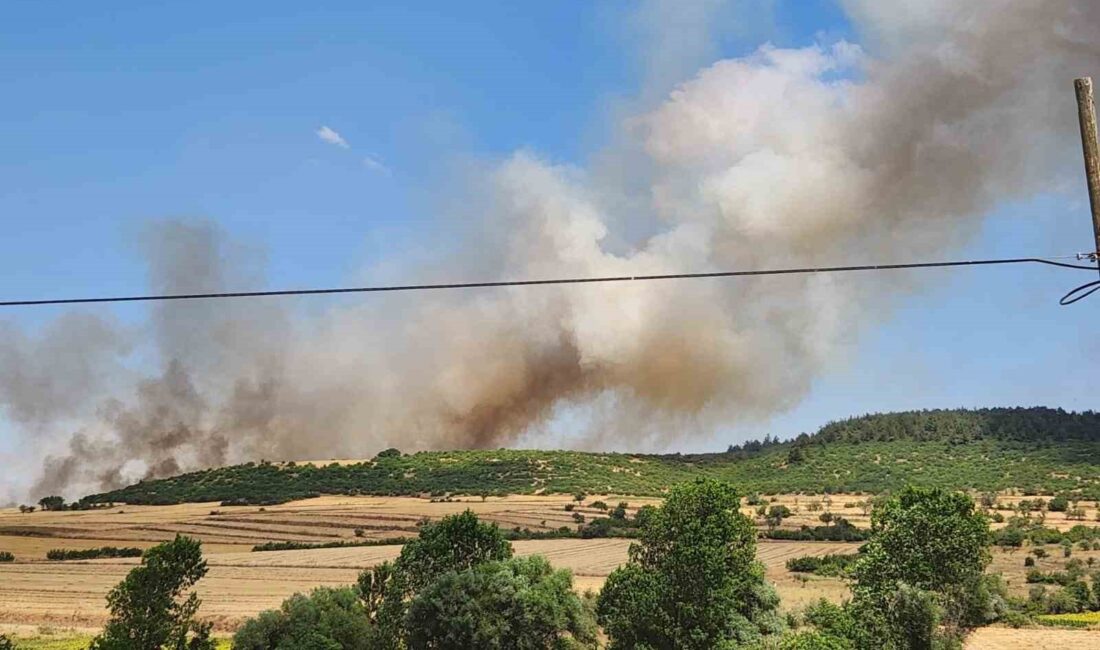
[83,407,1100,505]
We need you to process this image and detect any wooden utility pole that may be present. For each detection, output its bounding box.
[1074,77,1100,272]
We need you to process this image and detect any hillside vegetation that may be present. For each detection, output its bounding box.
[83,408,1100,505]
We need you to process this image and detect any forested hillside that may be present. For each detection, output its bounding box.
[83,407,1100,505]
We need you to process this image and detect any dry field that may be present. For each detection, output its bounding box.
[0,493,1097,646]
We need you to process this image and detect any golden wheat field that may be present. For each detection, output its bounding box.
[0,494,1097,647]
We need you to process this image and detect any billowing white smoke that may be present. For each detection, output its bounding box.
[2,0,1099,501]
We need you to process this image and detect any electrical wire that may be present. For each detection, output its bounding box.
[0,256,1097,308]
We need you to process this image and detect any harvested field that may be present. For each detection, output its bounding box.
[0,492,1094,647]
[0,499,858,629]
[0,495,661,560]
[964,625,1100,649]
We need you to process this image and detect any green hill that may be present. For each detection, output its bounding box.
[82,407,1100,505]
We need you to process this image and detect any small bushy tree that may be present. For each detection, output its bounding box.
[89,535,214,650]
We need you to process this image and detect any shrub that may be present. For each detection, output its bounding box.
[47,546,143,561]
[786,554,858,577]
[1024,556,1035,567]
[0,634,12,650]
[778,630,852,649]
[0,552,14,563]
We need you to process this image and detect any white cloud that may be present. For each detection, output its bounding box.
[316,125,349,148]
[363,155,391,176]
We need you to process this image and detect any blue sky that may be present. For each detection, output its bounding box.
[1,0,1097,458]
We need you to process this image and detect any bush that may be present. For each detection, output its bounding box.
[375,447,402,459]
[47,546,143,561]
[1024,556,1035,567]
[0,552,14,563]
[0,634,12,650]
[778,630,853,649]
[234,587,377,649]
[785,554,859,577]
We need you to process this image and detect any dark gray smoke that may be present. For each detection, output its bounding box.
[3,0,1100,501]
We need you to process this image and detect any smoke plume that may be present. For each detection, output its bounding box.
[3,0,1100,500]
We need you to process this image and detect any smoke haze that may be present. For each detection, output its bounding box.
[3,0,1100,501]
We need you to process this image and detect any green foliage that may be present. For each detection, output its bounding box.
[763,518,868,542]
[82,408,1100,505]
[375,448,402,459]
[252,537,411,552]
[1048,494,1070,512]
[0,634,12,650]
[766,504,793,527]
[778,630,853,650]
[854,487,990,601]
[232,587,377,650]
[394,510,513,593]
[89,535,214,650]
[0,551,13,562]
[46,546,143,561]
[785,553,859,577]
[405,555,597,649]
[842,487,992,648]
[38,495,65,511]
[596,479,783,649]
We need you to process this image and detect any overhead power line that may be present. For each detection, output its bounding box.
[1,255,1098,308]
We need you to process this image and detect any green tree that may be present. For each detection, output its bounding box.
[233,587,377,650]
[596,479,783,649]
[405,555,596,649]
[89,535,214,650]
[358,510,515,647]
[395,510,513,593]
[37,495,65,511]
[850,486,992,647]
[766,505,793,528]
[1048,494,1069,512]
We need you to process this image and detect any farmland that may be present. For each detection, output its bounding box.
[0,494,852,629]
[1,493,1098,648]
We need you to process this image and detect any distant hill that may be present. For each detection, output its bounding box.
[82,407,1100,505]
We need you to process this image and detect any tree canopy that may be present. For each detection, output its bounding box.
[406,555,596,649]
[89,535,214,650]
[597,478,783,649]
